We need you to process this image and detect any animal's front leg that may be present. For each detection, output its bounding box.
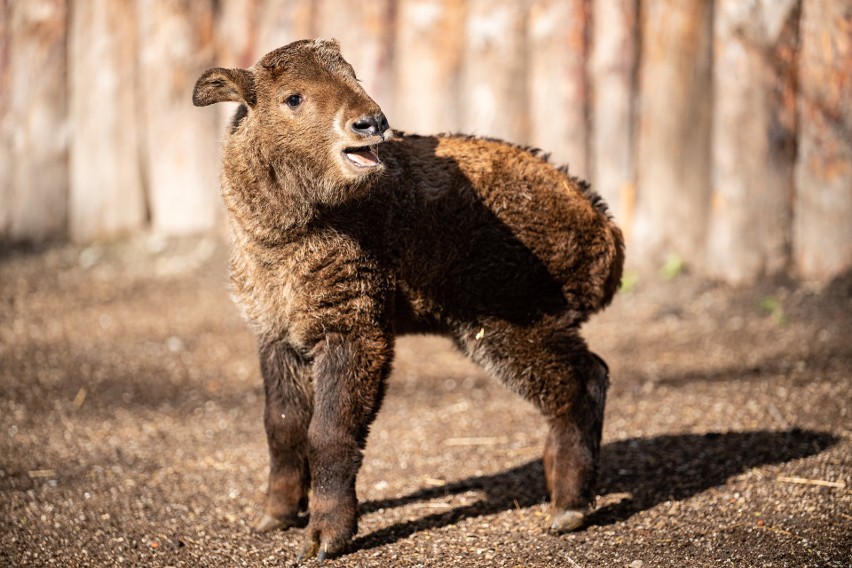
[254,338,313,533]
[299,331,391,561]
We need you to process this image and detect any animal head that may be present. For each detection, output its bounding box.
[193,39,392,202]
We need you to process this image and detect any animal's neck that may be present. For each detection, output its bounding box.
[221,138,387,246]
[222,150,317,246]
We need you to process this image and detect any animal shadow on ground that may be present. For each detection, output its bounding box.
[349,428,836,552]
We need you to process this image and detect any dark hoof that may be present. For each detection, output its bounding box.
[296,539,334,564]
[296,524,351,563]
[296,540,319,563]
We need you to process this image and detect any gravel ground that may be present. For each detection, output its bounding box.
[1,236,850,567]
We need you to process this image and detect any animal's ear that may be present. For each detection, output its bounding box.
[192,67,256,107]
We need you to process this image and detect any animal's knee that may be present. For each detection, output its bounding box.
[537,350,609,422]
[585,352,610,409]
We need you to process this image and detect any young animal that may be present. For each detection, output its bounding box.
[193,39,624,560]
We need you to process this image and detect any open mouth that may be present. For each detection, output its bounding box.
[343,144,381,169]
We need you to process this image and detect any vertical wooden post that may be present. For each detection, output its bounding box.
[589,0,638,231]
[393,0,466,134]
[0,0,11,238]
[706,0,800,284]
[312,0,396,114]
[137,0,220,235]
[528,0,590,177]
[3,0,68,241]
[461,0,528,144]
[793,0,852,282]
[69,0,147,242]
[633,0,713,268]
[216,0,259,70]
[254,0,313,57]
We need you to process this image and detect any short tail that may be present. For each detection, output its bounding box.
[601,221,626,308]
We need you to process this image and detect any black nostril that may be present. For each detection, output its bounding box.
[351,113,386,137]
[352,117,375,133]
[351,116,378,136]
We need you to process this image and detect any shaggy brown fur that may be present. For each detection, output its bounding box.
[193,39,624,560]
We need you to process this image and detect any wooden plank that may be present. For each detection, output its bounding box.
[461,0,528,144]
[137,0,220,235]
[793,0,852,282]
[215,0,314,76]
[528,0,589,177]
[254,0,313,57]
[393,0,466,134]
[633,0,713,268]
[589,0,638,231]
[215,0,259,70]
[706,0,800,284]
[5,0,68,242]
[312,0,396,114]
[0,0,11,239]
[68,0,147,242]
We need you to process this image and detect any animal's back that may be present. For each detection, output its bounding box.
[378,133,624,327]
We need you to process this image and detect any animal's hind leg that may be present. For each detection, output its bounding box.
[254,338,313,533]
[458,322,609,531]
[543,351,609,531]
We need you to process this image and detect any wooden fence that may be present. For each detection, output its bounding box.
[1,0,850,284]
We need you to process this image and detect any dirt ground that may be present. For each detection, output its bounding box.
[1,235,849,567]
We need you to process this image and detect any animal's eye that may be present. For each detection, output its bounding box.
[285,94,303,108]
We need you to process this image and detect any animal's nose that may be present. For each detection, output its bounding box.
[350,113,389,137]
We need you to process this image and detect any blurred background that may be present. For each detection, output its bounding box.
[1,0,850,285]
[2,4,851,564]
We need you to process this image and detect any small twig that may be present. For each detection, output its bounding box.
[28,469,56,479]
[758,525,797,537]
[766,402,788,428]
[72,387,88,410]
[776,476,846,489]
[423,477,446,487]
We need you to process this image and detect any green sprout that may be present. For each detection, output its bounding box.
[759,295,788,324]
[619,270,639,294]
[660,253,685,280]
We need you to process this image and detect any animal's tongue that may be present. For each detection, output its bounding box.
[345,148,379,167]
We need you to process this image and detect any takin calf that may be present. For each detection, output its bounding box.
[193,39,624,560]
